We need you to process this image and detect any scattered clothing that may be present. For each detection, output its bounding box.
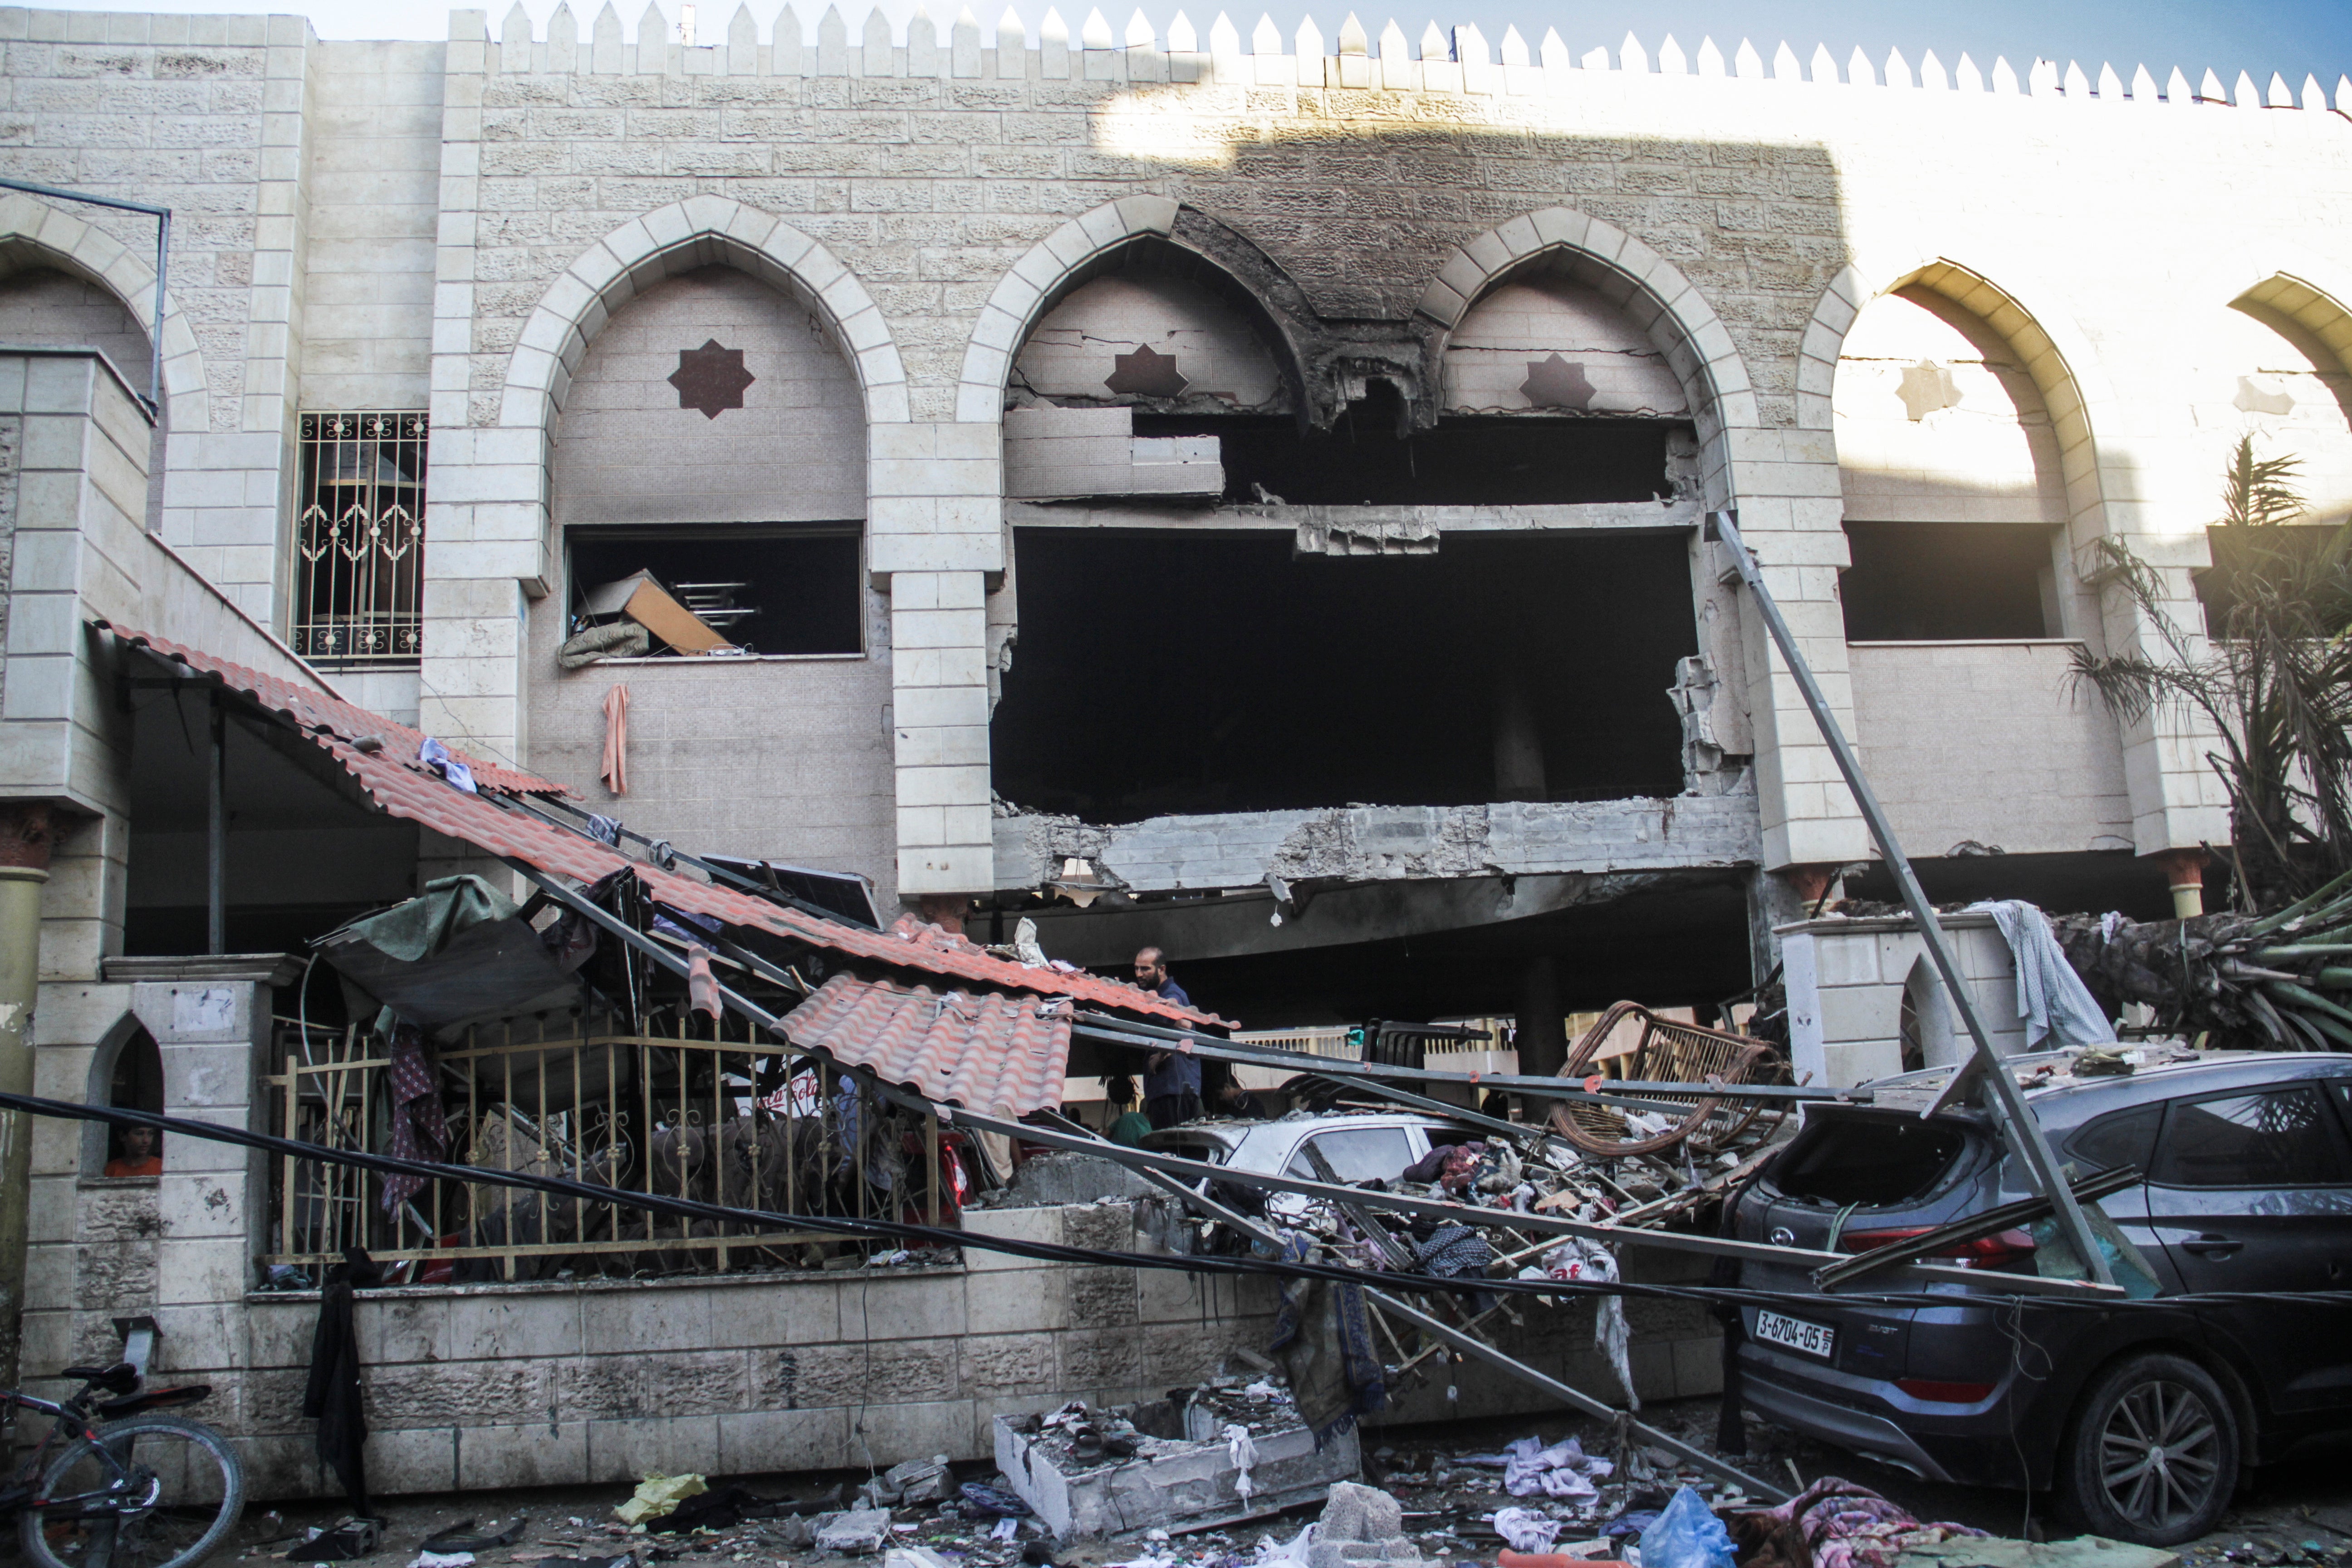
[599,684,630,795]
[380,1024,446,1216]
[1107,1109,1154,1146]
[1268,1229,1386,1448]
[303,1250,380,1515]
[1733,1477,1988,1568]
[583,813,623,847]
[1490,1434,1612,1500]
[416,736,475,793]
[1543,1238,1637,1408]
[1971,899,2116,1049]
[1491,1508,1565,1553]
[1416,1221,1499,1314]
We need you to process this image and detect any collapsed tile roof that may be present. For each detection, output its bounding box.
[780,975,1071,1119]
[101,622,1221,1112]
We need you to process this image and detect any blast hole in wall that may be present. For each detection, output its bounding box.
[992,528,1695,819]
[1136,407,1685,506]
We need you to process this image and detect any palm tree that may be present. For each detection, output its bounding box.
[2070,436,2352,910]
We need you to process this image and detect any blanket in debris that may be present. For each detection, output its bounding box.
[1267,1229,1386,1447]
[1733,1477,1988,1568]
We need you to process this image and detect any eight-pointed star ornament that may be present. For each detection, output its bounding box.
[1520,353,1597,411]
[670,339,756,419]
[1104,343,1190,398]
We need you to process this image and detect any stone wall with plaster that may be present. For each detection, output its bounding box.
[1849,641,2135,860]
[1778,911,2029,1088]
[11,4,2352,906]
[18,1159,1725,1496]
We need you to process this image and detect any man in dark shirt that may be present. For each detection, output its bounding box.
[1135,946,1202,1128]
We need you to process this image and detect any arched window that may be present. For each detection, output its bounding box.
[94,1024,164,1177]
[1899,957,1955,1073]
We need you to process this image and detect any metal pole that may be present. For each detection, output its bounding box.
[206,696,225,956]
[1707,508,2113,1285]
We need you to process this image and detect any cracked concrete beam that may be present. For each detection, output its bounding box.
[991,791,1762,893]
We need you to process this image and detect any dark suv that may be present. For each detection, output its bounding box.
[1730,1049,2352,1546]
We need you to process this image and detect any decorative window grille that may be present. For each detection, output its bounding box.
[294,412,427,666]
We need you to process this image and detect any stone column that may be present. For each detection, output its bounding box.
[0,800,53,1390]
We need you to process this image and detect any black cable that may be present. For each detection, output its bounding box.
[8,1090,2348,1318]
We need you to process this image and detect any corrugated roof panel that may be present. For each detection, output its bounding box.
[95,621,1225,1032]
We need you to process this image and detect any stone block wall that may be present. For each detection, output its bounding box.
[1850,641,2134,860]
[20,1140,1725,1498]
[1779,911,2027,1087]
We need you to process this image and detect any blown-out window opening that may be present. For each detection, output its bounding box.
[293,412,428,668]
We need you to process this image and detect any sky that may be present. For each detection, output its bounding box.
[39,0,2352,88]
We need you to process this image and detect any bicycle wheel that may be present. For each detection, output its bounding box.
[20,1414,245,1568]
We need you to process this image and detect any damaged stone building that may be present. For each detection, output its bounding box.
[1,3,2346,1041]
[0,0,2348,1501]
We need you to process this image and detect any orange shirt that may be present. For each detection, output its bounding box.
[103,1155,162,1177]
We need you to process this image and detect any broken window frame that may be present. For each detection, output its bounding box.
[562,523,868,663]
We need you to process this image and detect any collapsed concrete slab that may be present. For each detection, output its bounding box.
[993,1388,1361,1538]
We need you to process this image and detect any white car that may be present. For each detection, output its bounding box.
[1138,1110,1479,1186]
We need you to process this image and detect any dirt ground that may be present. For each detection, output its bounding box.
[210,1398,2352,1568]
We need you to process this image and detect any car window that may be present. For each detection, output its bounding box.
[2149,1086,2352,1188]
[1149,1138,1227,1166]
[1416,1125,1474,1152]
[2068,1103,2163,1176]
[1286,1127,1416,1184]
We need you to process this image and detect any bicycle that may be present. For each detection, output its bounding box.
[1,1360,245,1568]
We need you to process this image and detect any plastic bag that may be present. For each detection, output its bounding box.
[1637,1486,1735,1568]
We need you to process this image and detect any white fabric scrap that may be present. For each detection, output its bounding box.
[1970,899,2116,1049]
[410,1554,475,1568]
[1225,1423,1259,1501]
[1541,1240,1638,1411]
[1490,1509,1565,1553]
[1496,1432,1613,1499]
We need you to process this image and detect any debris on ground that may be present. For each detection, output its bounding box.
[995,1384,1361,1537]
[615,1475,708,1527]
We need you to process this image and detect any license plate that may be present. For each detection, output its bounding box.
[1754,1309,1836,1360]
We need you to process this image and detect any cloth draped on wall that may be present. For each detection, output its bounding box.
[1268,1230,1386,1447]
[304,1250,382,1514]
[379,1023,446,1215]
[1969,899,2116,1049]
[600,684,630,796]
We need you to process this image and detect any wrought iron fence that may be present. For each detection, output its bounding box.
[261,1011,956,1285]
[292,411,426,667]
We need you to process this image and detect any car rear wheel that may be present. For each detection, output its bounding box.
[2057,1352,2238,1546]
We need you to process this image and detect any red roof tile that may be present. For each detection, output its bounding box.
[780,974,1071,1116]
[102,621,568,797]
[96,621,1223,1038]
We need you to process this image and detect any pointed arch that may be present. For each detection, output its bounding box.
[2234,271,2352,379]
[1798,258,2116,537]
[81,1011,162,1176]
[496,195,908,436]
[0,191,208,428]
[956,195,1216,423]
[1415,207,1761,504]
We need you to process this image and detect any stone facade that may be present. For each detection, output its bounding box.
[12,5,2349,929]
